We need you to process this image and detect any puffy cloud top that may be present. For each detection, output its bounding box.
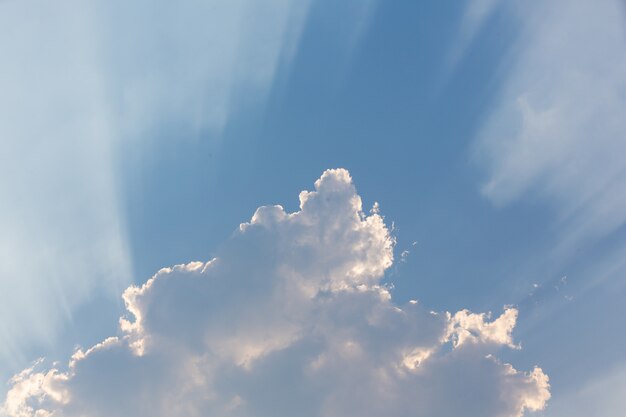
[2,169,549,417]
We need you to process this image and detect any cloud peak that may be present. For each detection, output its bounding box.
[2,169,549,417]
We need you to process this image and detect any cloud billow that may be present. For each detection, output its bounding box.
[2,169,549,417]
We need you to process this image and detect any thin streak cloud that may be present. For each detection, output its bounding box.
[0,0,312,381]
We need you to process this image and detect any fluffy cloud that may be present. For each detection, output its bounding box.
[2,169,549,417]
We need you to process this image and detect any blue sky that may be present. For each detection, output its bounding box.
[1,1,626,416]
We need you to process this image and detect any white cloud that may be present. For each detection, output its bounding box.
[2,169,549,417]
[474,0,626,251]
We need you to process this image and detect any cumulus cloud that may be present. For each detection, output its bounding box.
[1,169,549,417]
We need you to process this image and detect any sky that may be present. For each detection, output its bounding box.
[1,0,625,416]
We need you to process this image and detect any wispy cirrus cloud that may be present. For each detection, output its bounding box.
[471,2,626,410]
[0,0,311,375]
[474,0,626,250]
[2,170,549,417]
[0,0,133,368]
[446,0,501,70]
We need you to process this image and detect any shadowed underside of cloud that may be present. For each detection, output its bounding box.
[2,170,549,417]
